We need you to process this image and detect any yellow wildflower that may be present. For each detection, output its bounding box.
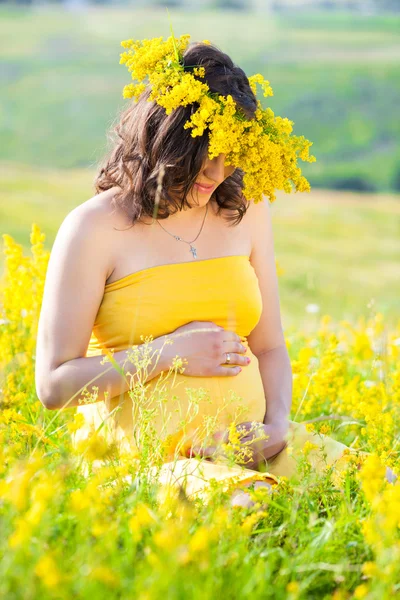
[8,517,33,548]
[119,33,316,203]
[75,432,113,461]
[286,581,300,594]
[129,502,157,542]
[67,411,85,434]
[353,584,369,599]
[193,66,205,78]
[358,453,387,504]
[69,489,91,512]
[34,554,62,589]
[90,566,119,588]
[188,526,210,553]
[302,440,319,455]
[362,561,378,578]
[319,424,331,435]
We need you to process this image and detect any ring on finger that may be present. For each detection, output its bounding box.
[226,352,231,364]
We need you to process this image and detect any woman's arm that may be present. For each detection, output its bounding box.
[257,345,292,427]
[189,198,293,465]
[41,337,173,411]
[214,347,292,469]
[246,197,292,429]
[35,201,173,411]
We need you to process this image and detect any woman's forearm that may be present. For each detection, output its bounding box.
[39,335,173,411]
[255,344,293,425]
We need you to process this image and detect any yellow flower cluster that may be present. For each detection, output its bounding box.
[1,225,400,595]
[119,34,316,203]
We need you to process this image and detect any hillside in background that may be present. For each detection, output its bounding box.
[1,7,400,192]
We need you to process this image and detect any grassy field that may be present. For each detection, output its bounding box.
[1,6,400,191]
[1,169,400,597]
[1,161,399,331]
[1,9,400,596]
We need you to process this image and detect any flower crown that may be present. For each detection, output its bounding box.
[119,34,316,203]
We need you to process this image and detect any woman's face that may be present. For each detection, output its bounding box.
[188,153,235,207]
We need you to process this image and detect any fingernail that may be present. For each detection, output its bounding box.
[246,357,251,364]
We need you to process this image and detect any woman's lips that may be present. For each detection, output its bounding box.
[195,182,215,194]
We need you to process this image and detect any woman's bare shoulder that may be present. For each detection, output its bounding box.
[73,186,125,227]
[66,187,129,269]
[241,197,272,247]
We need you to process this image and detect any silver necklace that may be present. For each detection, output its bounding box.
[156,203,208,259]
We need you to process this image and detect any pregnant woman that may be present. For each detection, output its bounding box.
[35,35,357,507]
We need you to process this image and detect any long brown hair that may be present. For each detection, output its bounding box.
[94,41,258,227]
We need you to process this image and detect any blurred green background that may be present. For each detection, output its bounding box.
[1,2,399,330]
[1,4,400,191]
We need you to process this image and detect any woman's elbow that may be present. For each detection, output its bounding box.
[35,373,61,411]
[36,388,61,411]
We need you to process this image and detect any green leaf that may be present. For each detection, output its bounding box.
[166,7,180,63]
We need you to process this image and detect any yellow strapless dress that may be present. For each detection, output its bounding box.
[74,255,355,501]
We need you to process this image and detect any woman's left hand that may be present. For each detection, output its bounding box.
[187,420,289,471]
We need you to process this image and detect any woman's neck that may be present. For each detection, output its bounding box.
[142,198,217,227]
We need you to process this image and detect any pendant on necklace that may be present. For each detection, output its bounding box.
[190,245,198,259]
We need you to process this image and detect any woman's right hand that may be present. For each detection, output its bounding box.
[163,320,249,377]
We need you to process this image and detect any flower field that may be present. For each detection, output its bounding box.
[1,220,399,599]
[1,4,399,595]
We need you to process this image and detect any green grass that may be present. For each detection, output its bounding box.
[1,162,399,331]
[1,6,400,190]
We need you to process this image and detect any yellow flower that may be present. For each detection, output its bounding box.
[362,561,378,578]
[319,424,331,435]
[91,520,111,538]
[1,456,44,512]
[8,518,33,548]
[189,526,210,553]
[241,511,267,535]
[153,528,173,550]
[75,432,113,461]
[193,66,205,78]
[353,584,369,599]
[70,489,91,512]
[358,453,387,504]
[90,566,119,588]
[35,554,62,589]
[129,502,157,542]
[67,412,85,434]
[248,73,274,98]
[286,581,300,594]
[119,33,316,204]
[302,440,319,455]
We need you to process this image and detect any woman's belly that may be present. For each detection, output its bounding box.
[75,346,267,453]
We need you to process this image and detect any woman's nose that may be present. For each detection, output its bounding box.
[203,154,226,184]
